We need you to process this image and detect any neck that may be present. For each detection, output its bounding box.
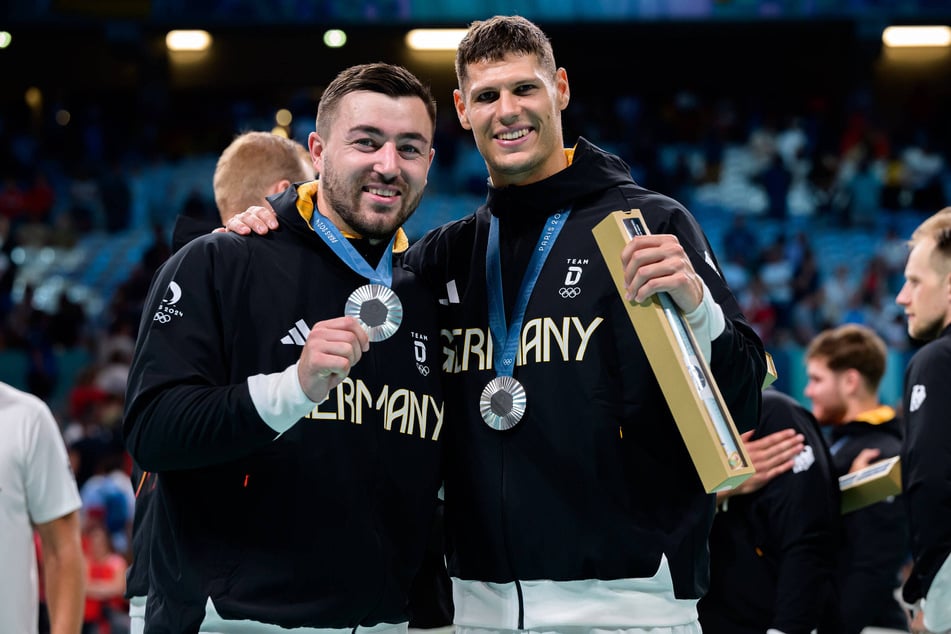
[845,395,881,422]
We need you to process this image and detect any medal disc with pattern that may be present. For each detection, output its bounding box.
[345,284,402,342]
[480,375,527,431]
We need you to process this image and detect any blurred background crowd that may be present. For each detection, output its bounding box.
[2,1,950,631]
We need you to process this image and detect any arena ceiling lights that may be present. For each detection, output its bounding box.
[882,25,951,48]
[405,29,467,51]
[165,30,212,52]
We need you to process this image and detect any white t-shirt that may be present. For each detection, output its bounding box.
[0,383,82,634]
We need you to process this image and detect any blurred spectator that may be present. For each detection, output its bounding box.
[79,446,135,558]
[739,274,778,345]
[901,134,945,212]
[876,225,910,293]
[722,213,759,270]
[759,236,795,335]
[757,152,793,220]
[81,520,129,634]
[819,265,857,327]
[842,154,883,229]
[49,290,89,349]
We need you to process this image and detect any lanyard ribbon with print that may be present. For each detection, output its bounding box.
[310,210,402,341]
[481,209,570,430]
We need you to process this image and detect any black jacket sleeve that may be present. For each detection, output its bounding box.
[123,235,279,472]
[758,390,840,633]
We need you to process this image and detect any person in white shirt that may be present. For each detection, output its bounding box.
[0,381,85,633]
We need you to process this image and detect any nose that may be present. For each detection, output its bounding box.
[498,90,520,124]
[374,142,400,180]
[896,283,909,306]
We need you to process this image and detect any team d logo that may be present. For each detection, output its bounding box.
[560,265,583,299]
[909,384,926,412]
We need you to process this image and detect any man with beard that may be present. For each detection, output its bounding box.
[803,324,909,633]
[123,63,445,633]
[896,207,951,634]
[229,16,765,632]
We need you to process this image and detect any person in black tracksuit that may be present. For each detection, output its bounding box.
[123,64,445,633]
[699,388,840,634]
[804,324,909,633]
[123,132,315,634]
[400,17,766,628]
[896,208,951,633]
[402,135,764,629]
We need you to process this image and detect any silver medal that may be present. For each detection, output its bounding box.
[345,284,402,342]
[479,375,527,431]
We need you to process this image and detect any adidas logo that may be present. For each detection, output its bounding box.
[280,319,311,346]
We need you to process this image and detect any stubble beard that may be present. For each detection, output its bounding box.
[321,163,424,241]
[911,314,945,342]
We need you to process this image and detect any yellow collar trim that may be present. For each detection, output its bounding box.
[293,180,408,253]
[854,405,896,425]
[565,147,575,166]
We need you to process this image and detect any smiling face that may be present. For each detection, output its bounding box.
[453,52,569,188]
[309,91,434,241]
[896,236,951,341]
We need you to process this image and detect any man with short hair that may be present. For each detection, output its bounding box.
[804,323,908,633]
[896,206,951,633]
[124,63,445,633]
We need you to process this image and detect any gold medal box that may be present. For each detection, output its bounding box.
[593,209,776,493]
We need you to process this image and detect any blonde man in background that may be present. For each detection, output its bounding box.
[213,131,315,223]
[896,207,951,634]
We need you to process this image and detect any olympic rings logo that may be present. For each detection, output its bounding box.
[153,312,171,323]
[559,287,581,298]
[416,363,430,376]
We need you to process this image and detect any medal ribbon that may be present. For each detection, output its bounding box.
[486,209,570,377]
[310,211,395,286]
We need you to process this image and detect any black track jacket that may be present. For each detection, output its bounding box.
[402,139,766,611]
[124,184,445,632]
[699,389,840,634]
[902,325,951,606]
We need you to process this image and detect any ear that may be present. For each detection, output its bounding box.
[453,89,471,130]
[265,179,292,197]
[555,67,570,112]
[308,131,325,171]
[841,368,862,396]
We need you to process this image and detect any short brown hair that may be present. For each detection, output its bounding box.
[806,324,887,391]
[316,62,437,138]
[212,131,313,222]
[910,206,951,274]
[455,15,557,90]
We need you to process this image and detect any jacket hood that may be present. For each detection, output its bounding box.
[485,137,635,220]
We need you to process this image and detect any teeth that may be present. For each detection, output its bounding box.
[498,129,529,140]
[367,187,398,197]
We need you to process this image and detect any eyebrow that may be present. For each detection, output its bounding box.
[349,125,430,144]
